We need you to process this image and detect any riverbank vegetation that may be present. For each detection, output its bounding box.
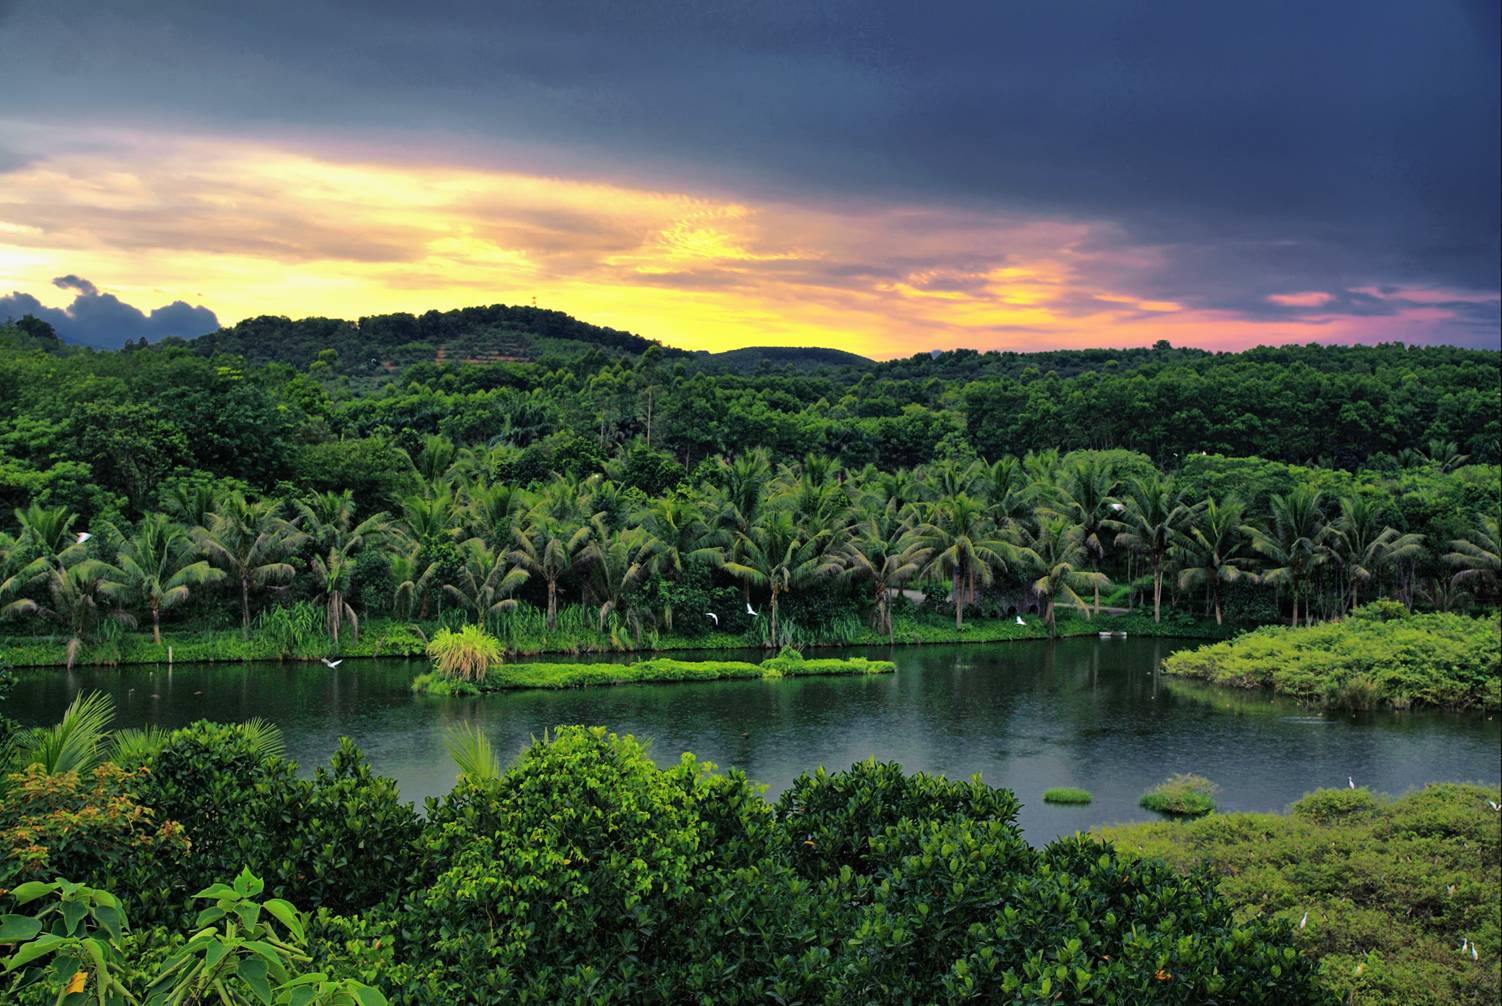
[412,645,895,694]
[1162,601,1501,710]
[1139,773,1219,816]
[0,703,1335,1004]
[1,320,1496,669]
[1100,783,1502,1006]
[1042,786,1092,804]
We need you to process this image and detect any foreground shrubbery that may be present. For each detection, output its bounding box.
[412,644,895,693]
[1161,602,1501,710]
[1,722,1334,1004]
[1100,783,1502,1006]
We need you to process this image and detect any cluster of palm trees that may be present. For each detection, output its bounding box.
[2,442,1497,662]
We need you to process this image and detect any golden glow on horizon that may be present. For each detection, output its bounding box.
[0,132,1482,356]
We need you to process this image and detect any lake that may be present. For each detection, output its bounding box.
[8,637,1499,842]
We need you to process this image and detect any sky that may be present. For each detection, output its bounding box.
[0,1,1497,355]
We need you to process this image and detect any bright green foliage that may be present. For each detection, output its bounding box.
[1140,774,1218,816]
[412,649,893,693]
[1162,603,1501,710]
[425,624,503,682]
[1101,783,1502,1006]
[0,878,136,1006]
[1042,787,1093,804]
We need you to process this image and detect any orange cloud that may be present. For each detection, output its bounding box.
[0,129,1486,356]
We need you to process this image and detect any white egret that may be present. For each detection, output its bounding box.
[1487,800,1500,812]
[322,657,343,668]
[1348,776,1356,790]
[76,531,92,544]
[746,602,758,617]
[1015,615,1025,626]
[1298,911,1307,930]
[705,612,719,626]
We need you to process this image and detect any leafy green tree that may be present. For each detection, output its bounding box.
[583,524,658,636]
[1173,495,1257,625]
[194,494,307,638]
[1445,514,1499,600]
[1107,475,1198,623]
[724,510,842,646]
[1046,458,1119,614]
[510,512,592,628]
[1330,496,1425,610]
[297,491,392,644]
[1246,486,1331,626]
[1014,516,1111,635]
[841,500,929,641]
[917,494,1011,630]
[442,538,528,629]
[99,513,224,644]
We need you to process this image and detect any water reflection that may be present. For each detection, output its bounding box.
[8,638,1498,842]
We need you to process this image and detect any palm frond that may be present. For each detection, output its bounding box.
[446,722,502,781]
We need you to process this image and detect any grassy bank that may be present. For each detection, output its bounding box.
[1160,602,1501,711]
[0,604,1232,669]
[1098,783,1502,1006]
[412,650,895,694]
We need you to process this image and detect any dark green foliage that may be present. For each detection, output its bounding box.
[1102,783,1502,1006]
[1140,774,1219,817]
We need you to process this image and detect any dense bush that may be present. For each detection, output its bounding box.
[1162,604,1501,710]
[0,721,1351,1003]
[1101,783,1502,1006]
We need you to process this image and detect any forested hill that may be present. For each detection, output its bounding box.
[178,305,688,373]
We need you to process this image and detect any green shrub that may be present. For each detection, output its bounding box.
[1101,783,1502,1006]
[1161,604,1500,710]
[1140,774,1218,817]
[1042,786,1093,804]
[410,653,894,692]
[426,624,503,682]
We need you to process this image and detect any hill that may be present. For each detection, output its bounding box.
[177,304,689,375]
[699,345,874,372]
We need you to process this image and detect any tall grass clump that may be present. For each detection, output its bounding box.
[1042,787,1093,805]
[1140,774,1217,817]
[427,624,504,682]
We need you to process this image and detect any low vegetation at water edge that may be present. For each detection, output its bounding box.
[1161,601,1502,711]
[412,644,895,693]
[1140,774,1219,817]
[1100,783,1502,1006]
[1042,787,1093,804]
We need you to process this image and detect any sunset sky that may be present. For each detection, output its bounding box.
[0,1,1497,355]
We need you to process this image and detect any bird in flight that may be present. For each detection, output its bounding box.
[705,612,719,626]
[322,657,343,668]
[76,531,92,544]
[746,603,758,617]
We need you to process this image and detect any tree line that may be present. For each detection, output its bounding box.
[2,440,1495,663]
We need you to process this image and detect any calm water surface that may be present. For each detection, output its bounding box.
[8,638,1499,842]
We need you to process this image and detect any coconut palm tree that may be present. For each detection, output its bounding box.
[298,492,392,644]
[194,494,306,638]
[510,512,593,629]
[1045,458,1119,615]
[583,524,658,636]
[1330,496,1425,610]
[917,494,1012,629]
[18,558,130,668]
[1014,515,1111,635]
[1173,495,1255,625]
[1245,486,1331,626]
[1445,514,1499,600]
[842,500,930,641]
[443,538,529,630]
[637,496,723,581]
[100,513,224,644]
[723,510,842,647]
[975,456,1034,531]
[1106,475,1198,624]
[389,551,438,621]
[11,503,87,570]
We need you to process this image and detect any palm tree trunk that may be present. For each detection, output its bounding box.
[546,578,558,629]
[1152,556,1162,623]
[151,604,162,645]
[769,588,780,648]
[241,575,252,639]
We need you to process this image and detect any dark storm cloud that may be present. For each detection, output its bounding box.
[0,0,1496,341]
[0,277,219,348]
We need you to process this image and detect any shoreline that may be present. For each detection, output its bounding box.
[0,609,1235,670]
